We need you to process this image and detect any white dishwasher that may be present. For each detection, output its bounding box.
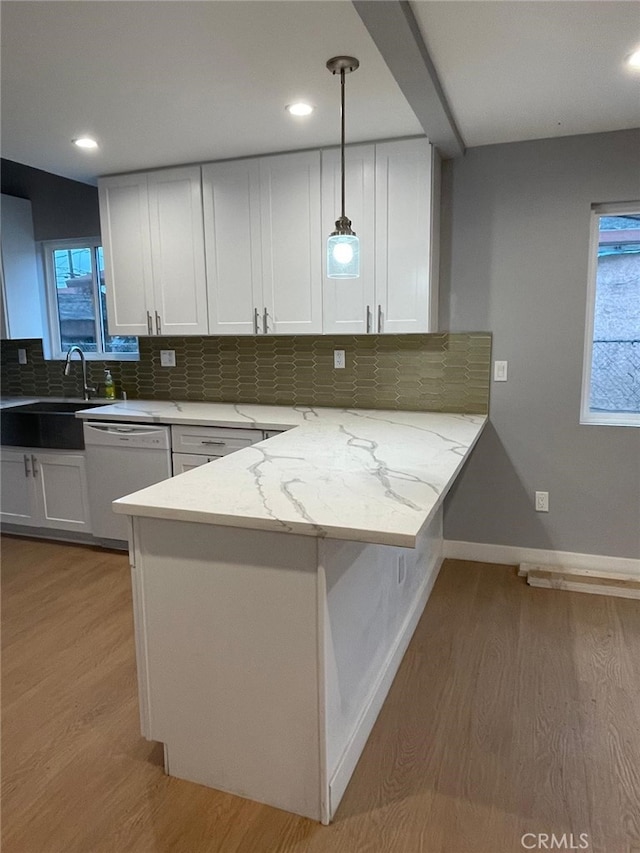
[83,421,172,542]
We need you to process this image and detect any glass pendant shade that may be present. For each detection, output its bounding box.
[327,232,360,278]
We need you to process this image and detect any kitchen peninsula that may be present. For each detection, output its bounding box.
[77,401,486,823]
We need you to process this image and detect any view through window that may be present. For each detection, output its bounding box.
[583,209,640,425]
[46,240,138,358]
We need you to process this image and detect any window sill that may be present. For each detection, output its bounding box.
[580,411,640,427]
[48,352,140,363]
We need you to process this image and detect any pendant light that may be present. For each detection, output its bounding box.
[326,56,360,279]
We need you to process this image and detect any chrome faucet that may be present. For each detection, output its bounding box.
[63,345,96,400]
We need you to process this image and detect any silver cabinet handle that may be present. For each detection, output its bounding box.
[23,454,30,478]
[254,307,260,335]
[366,305,372,334]
[200,439,225,446]
[377,304,383,334]
[31,454,38,477]
[263,307,268,335]
[146,311,153,335]
[155,311,162,335]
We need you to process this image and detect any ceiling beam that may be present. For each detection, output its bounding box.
[352,0,465,158]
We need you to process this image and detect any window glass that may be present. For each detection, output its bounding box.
[53,247,98,352]
[589,215,640,417]
[47,242,138,359]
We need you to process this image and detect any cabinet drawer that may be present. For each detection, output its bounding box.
[171,425,263,456]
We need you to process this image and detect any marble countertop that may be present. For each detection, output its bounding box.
[79,400,487,548]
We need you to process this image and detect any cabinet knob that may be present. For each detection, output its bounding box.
[366,305,372,334]
[23,454,31,478]
[31,454,38,477]
[263,308,269,335]
[254,307,260,335]
[155,311,162,335]
[146,311,153,336]
[377,304,383,334]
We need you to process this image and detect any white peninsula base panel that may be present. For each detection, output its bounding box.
[129,508,443,823]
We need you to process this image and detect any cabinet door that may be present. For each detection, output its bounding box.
[0,195,45,340]
[321,145,376,335]
[32,452,92,533]
[260,151,322,335]
[375,139,433,334]
[99,174,155,336]
[202,159,263,335]
[172,453,214,475]
[0,449,37,526]
[147,167,209,336]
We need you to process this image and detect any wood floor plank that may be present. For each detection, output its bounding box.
[2,535,639,853]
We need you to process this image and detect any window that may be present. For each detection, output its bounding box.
[42,238,138,360]
[581,203,640,427]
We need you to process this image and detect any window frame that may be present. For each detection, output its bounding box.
[580,201,640,427]
[42,237,139,362]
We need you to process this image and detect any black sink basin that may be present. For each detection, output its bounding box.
[1,401,106,449]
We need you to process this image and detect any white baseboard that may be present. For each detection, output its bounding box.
[443,539,640,580]
[328,548,443,819]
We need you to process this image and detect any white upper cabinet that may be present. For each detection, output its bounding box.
[0,194,45,340]
[99,174,153,337]
[202,159,263,335]
[101,138,436,339]
[147,167,208,336]
[203,150,322,335]
[321,145,376,335]
[99,167,208,337]
[375,139,434,334]
[259,151,322,335]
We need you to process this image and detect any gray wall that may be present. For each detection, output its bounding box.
[1,159,100,240]
[441,129,640,559]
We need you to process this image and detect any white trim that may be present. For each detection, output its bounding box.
[443,540,640,579]
[579,203,640,428]
[328,547,443,819]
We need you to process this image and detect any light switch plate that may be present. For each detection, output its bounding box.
[160,350,176,368]
[18,348,27,365]
[494,360,508,382]
[334,350,346,369]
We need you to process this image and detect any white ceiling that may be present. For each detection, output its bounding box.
[412,0,640,147]
[1,1,639,185]
[0,1,422,184]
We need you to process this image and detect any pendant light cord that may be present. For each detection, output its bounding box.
[340,67,346,221]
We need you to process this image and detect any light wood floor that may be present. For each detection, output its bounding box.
[2,535,639,853]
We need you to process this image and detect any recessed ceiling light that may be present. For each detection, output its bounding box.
[285,103,314,117]
[626,48,640,70]
[72,136,99,149]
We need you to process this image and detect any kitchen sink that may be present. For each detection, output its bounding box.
[1,401,107,450]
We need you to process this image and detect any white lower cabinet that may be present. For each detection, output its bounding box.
[171,425,264,475]
[0,448,92,533]
[172,453,215,475]
[0,449,37,526]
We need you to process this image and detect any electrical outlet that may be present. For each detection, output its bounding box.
[17,348,27,365]
[160,350,176,368]
[535,491,549,512]
[333,350,346,369]
[494,360,508,382]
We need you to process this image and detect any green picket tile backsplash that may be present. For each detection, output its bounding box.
[1,333,491,414]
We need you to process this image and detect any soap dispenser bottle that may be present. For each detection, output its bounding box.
[104,369,116,400]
